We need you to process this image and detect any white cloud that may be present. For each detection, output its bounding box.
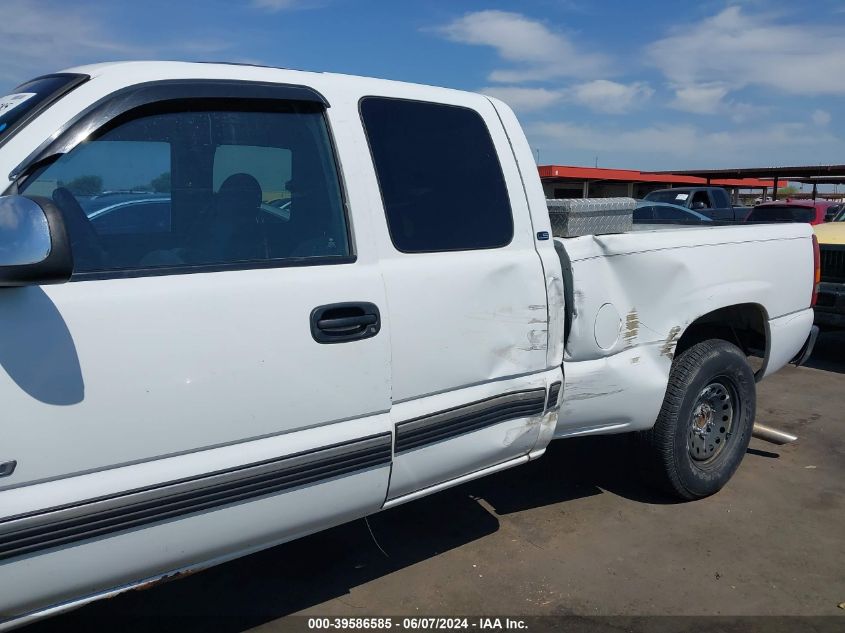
[0,0,137,84]
[439,10,568,64]
[532,120,700,159]
[530,119,839,167]
[669,84,730,115]
[812,109,832,126]
[0,1,244,90]
[647,6,845,95]
[436,10,609,82]
[481,80,653,114]
[480,86,563,112]
[571,80,653,114]
[667,82,764,122]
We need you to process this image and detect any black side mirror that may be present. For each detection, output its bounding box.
[691,200,707,210]
[0,195,73,287]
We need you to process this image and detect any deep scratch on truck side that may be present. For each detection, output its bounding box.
[566,388,624,401]
[660,326,682,359]
[503,413,544,446]
[623,309,639,349]
[131,567,200,593]
[525,329,548,351]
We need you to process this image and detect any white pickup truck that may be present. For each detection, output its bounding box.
[0,62,819,627]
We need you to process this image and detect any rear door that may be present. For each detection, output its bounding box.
[359,95,551,501]
[0,83,392,569]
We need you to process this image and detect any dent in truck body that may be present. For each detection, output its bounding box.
[386,370,560,500]
[554,224,814,437]
[485,95,565,371]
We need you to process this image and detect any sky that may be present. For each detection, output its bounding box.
[0,0,843,172]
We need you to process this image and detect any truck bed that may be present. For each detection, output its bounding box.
[553,221,815,439]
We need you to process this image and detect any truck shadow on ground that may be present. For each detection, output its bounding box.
[804,328,845,374]
[28,436,675,633]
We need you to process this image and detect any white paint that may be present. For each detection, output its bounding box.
[560,224,813,363]
[761,308,814,378]
[555,221,814,435]
[0,414,391,518]
[2,462,390,621]
[1,264,392,487]
[485,97,565,370]
[387,369,559,499]
[558,343,669,436]
[0,62,561,626]
[0,61,816,628]
[383,454,529,510]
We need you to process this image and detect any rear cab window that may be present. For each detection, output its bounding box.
[360,97,513,253]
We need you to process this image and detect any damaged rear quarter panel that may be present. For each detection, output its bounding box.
[555,225,812,435]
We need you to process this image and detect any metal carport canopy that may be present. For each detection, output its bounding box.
[646,165,845,179]
[645,165,845,200]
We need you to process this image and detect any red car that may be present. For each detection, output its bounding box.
[746,199,842,225]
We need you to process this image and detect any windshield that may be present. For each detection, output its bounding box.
[833,207,845,222]
[643,190,692,204]
[0,74,87,147]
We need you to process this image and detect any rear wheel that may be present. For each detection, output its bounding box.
[642,339,756,500]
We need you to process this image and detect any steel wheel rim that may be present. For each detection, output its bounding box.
[688,379,736,464]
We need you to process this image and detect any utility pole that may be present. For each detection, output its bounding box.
[535,148,540,164]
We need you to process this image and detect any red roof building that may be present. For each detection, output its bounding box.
[538,165,777,200]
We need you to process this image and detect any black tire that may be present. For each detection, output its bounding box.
[642,339,756,500]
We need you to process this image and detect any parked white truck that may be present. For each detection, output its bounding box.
[0,63,819,628]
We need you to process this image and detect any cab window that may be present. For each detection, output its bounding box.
[360,97,513,253]
[691,191,711,210]
[21,103,349,275]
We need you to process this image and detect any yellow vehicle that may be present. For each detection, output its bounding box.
[814,207,845,327]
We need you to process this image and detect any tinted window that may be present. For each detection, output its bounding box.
[360,97,513,252]
[633,206,654,221]
[644,190,691,204]
[214,144,292,200]
[634,203,708,223]
[691,191,711,209]
[21,104,349,274]
[746,205,815,223]
[0,74,85,145]
[711,188,731,208]
[90,200,172,235]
